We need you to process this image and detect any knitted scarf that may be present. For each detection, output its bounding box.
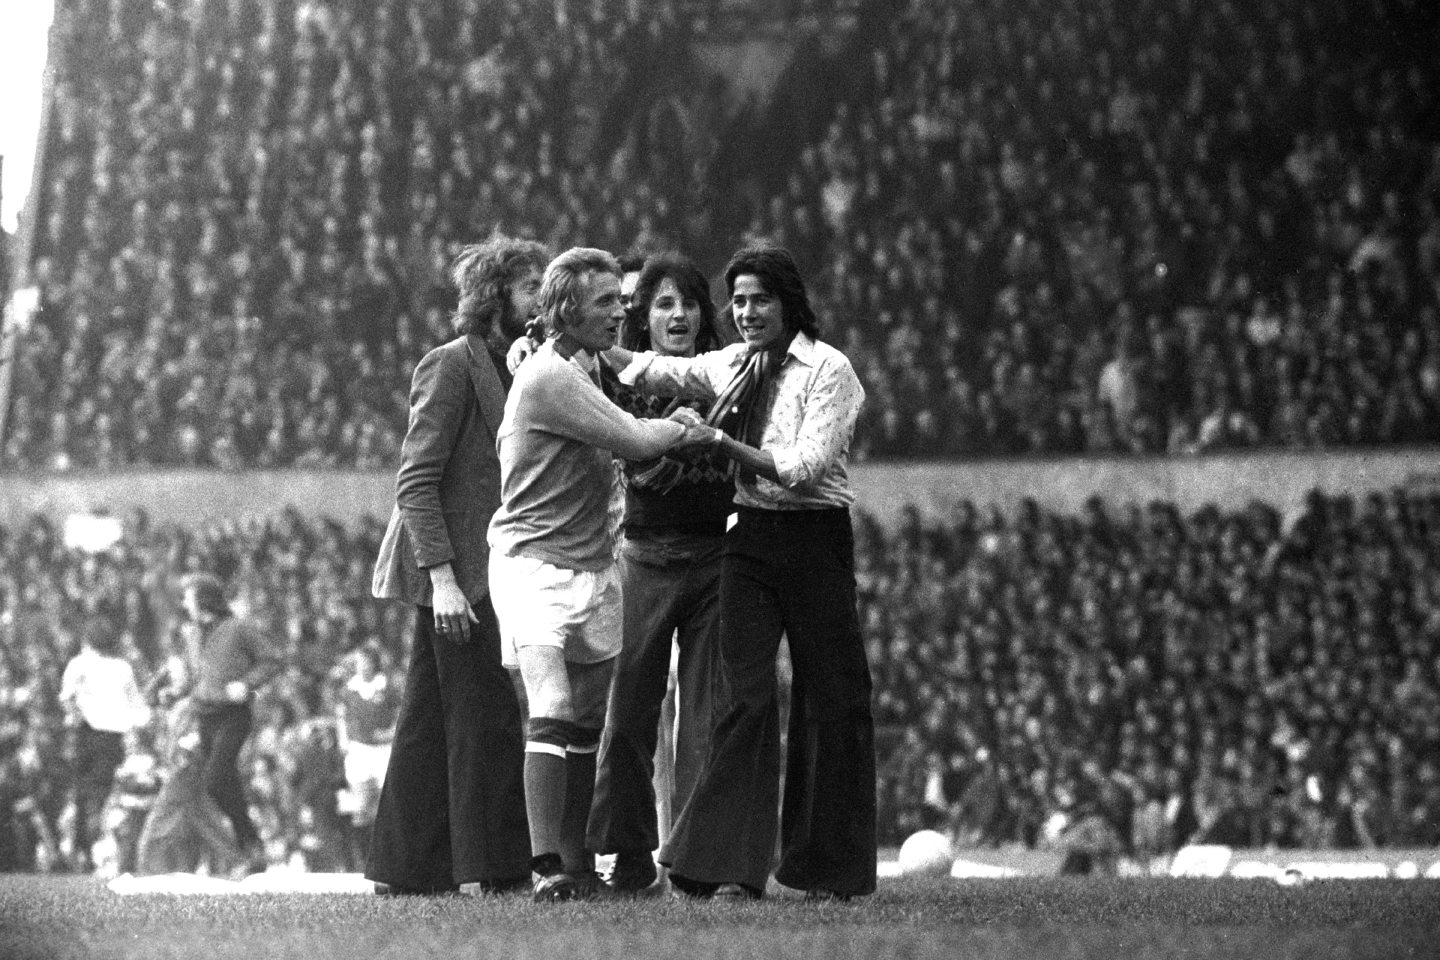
[629,338,788,491]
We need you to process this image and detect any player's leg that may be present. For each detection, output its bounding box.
[194,704,262,860]
[563,655,614,891]
[516,644,576,899]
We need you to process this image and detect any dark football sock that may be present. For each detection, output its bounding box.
[560,727,600,874]
[524,717,573,865]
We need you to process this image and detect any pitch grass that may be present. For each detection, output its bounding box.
[2,875,1437,960]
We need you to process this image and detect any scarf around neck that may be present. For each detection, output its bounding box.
[628,334,792,491]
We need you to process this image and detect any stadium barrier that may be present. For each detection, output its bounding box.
[5,447,1440,528]
[881,844,1440,880]
[1170,845,1440,881]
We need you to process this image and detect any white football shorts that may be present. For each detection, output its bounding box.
[488,551,623,668]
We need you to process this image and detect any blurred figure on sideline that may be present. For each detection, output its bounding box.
[334,645,399,868]
[173,572,281,875]
[59,620,151,871]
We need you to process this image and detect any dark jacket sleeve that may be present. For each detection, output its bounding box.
[396,347,468,570]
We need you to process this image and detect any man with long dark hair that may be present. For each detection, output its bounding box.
[587,252,733,894]
[368,234,548,896]
[604,241,876,900]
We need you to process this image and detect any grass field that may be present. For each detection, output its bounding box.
[1,874,1437,960]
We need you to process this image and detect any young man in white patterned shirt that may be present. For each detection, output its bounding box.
[603,242,877,901]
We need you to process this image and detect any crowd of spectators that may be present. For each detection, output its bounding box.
[4,487,1440,870]
[5,0,718,469]
[5,0,1439,467]
[739,0,1440,459]
[0,506,404,873]
[862,489,1440,853]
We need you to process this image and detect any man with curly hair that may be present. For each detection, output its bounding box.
[368,234,549,896]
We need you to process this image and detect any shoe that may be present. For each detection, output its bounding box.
[713,882,761,901]
[606,851,659,895]
[571,869,607,900]
[532,872,579,902]
[803,888,853,902]
[474,876,530,896]
[373,882,462,896]
[667,872,719,899]
[530,853,579,903]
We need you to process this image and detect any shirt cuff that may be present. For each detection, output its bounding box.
[770,446,806,488]
[616,352,654,387]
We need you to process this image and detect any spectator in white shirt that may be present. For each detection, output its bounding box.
[59,621,150,871]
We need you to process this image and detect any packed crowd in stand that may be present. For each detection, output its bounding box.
[5,0,1439,467]
[741,0,1440,458]
[6,0,715,469]
[862,490,1440,854]
[4,488,1439,870]
[2,0,1438,879]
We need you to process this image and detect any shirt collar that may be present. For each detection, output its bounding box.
[571,351,599,376]
[551,340,598,377]
[786,331,818,367]
[730,332,817,367]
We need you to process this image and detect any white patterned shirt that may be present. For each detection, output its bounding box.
[620,333,864,511]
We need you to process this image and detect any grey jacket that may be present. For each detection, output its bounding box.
[371,335,508,607]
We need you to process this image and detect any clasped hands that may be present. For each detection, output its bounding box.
[667,406,722,449]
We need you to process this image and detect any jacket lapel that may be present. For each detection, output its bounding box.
[464,335,508,439]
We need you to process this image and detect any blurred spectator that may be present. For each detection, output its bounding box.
[333,645,399,868]
[58,620,151,870]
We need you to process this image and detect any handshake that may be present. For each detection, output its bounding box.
[668,406,723,450]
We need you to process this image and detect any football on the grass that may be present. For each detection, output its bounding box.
[897,829,955,877]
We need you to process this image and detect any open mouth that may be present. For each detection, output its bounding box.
[666,324,690,337]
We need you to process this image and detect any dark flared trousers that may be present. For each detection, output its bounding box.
[193,701,260,852]
[661,507,877,896]
[366,598,530,888]
[588,539,721,856]
[71,722,126,865]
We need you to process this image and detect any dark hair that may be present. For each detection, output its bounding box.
[181,572,230,618]
[622,252,721,353]
[82,620,122,655]
[450,236,550,337]
[722,241,820,340]
[618,252,648,276]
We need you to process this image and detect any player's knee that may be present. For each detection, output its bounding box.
[526,716,578,758]
[518,649,573,719]
[568,659,615,729]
